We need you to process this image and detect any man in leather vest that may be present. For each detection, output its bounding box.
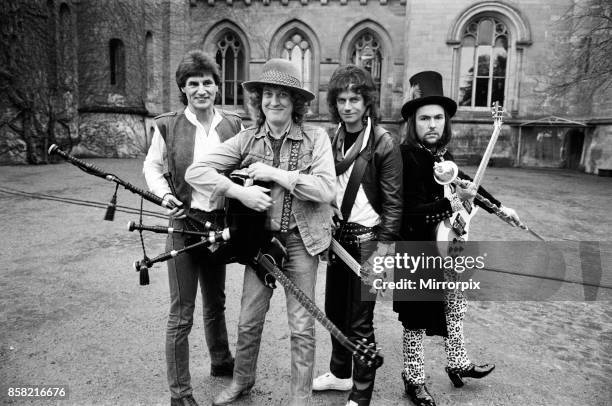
[185,58,335,406]
[312,65,402,406]
[143,50,242,406]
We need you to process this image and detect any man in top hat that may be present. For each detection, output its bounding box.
[311,65,402,406]
[185,58,335,406]
[394,71,520,406]
[143,50,242,406]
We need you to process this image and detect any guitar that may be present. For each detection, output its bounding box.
[330,238,363,277]
[329,238,396,300]
[435,102,504,251]
[255,238,384,369]
[216,173,383,369]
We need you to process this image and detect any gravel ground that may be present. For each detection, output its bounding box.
[0,159,610,406]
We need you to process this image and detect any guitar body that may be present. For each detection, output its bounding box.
[435,206,478,257]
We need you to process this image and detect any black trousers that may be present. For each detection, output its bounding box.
[325,239,377,405]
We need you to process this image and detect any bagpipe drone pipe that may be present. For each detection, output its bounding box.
[47,144,274,286]
[130,170,278,288]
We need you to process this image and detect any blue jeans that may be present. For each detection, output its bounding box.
[166,215,232,398]
[233,231,318,403]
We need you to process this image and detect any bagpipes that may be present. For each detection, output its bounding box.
[48,144,384,369]
[48,144,272,286]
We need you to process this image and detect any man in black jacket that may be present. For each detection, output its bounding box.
[394,71,520,406]
[312,65,402,406]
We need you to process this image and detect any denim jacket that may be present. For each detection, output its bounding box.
[185,123,335,256]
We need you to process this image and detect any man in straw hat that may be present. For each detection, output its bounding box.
[312,64,402,406]
[394,71,520,406]
[186,58,335,406]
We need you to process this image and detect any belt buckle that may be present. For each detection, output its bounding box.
[356,232,375,244]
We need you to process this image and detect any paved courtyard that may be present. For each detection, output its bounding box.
[1,159,610,405]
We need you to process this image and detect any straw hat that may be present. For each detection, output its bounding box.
[242,58,315,102]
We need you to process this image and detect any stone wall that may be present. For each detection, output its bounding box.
[74,113,147,158]
[2,0,610,170]
[0,0,79,164]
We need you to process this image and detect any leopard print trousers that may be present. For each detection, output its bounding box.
[402,268,472,384]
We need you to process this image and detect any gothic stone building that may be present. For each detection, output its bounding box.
[1,0,611,175]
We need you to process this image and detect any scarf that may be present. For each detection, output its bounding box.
[333,117,372,175]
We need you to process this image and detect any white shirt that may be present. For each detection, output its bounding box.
[334,122,381,228]
[143,107,241,211]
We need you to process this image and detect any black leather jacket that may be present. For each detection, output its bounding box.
[333,125,403,241]
[399,145,501,241]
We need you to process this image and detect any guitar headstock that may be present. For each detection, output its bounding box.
[352,338,384,370]
[491,101,504,127]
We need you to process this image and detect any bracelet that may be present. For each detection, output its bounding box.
[449,193,464,212]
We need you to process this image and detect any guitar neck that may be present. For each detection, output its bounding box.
[472,125,501,188]
[471,103,504,189]
[254,255,355,351]
[330,238,361,277]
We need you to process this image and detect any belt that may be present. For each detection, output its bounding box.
[336,222,376,245]
[272,227,299,245]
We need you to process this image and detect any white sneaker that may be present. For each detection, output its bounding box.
[345,401,358,406]
[312,371,353,391]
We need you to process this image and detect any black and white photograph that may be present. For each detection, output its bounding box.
[1,0,610,405]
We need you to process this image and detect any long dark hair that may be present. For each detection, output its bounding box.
[246,86,308,128]
[401,108,453,150]
[326,64,380,126]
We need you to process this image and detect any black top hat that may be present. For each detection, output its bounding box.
[401,71,457,120]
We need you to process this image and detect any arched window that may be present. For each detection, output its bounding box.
[282,32,313,93]
[457,17,508,108]
[270,20,320,113]
[215,31,245,108]
[109,38,125,90]
[448,3,532,113]
[341,21,393,118]
[350,31,383,101]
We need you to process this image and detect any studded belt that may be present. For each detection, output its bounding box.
[336,222,377,245]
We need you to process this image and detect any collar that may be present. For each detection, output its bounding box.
[418,143,448,161]
[334,117,372,158]
[183,107,222,131]
[254,121,303,141]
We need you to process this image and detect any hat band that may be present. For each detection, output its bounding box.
[258,69,303,89]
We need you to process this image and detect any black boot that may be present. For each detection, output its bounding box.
[445,363,495,388]
[402,372,436,406]
[211,357,235,377]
